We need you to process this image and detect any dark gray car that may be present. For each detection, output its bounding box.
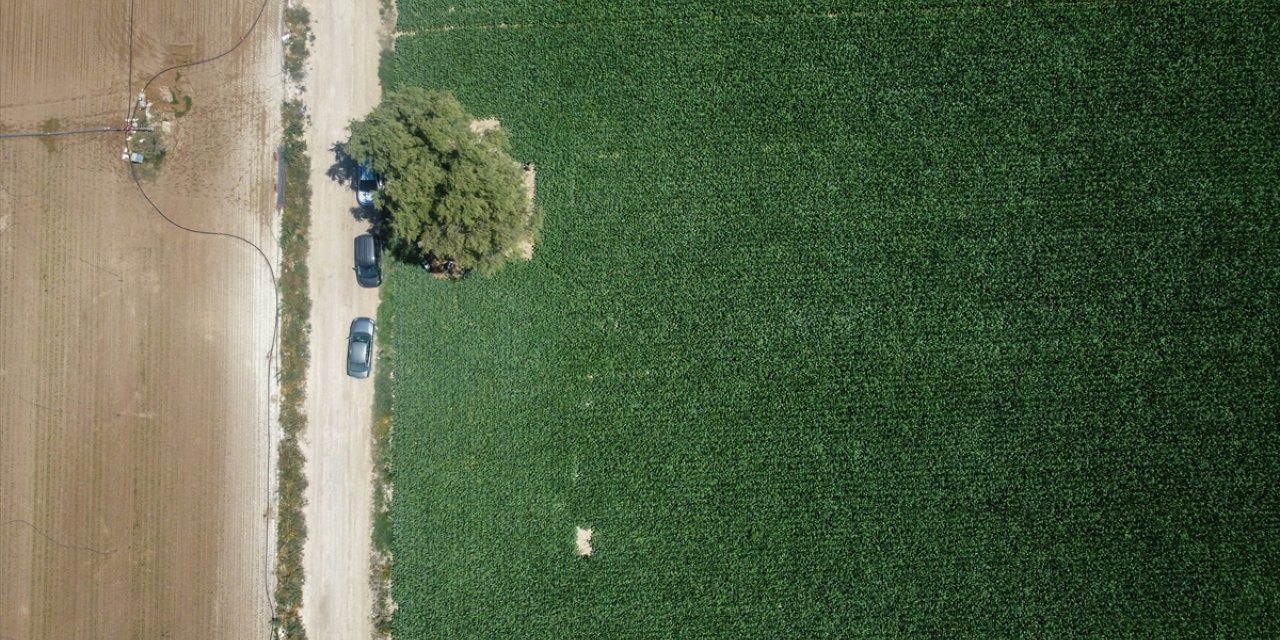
[354,234,381,288]
[347,317,376,378]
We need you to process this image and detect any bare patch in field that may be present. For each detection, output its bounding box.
[575,526,594,557]
[513,162,538,260]
[470,119,538,262]
[469,118,501,135]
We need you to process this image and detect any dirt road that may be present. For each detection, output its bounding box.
[0,0,280,637]
[298,0,384,637]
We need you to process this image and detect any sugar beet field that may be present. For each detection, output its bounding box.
[380,2,1279,637]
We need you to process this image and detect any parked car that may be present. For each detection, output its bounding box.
[354,233,381,288]
[347,317,376,378]
[356,162,381,207]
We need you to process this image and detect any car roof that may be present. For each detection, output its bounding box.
[355,234,377,264]
[349,339,369,361]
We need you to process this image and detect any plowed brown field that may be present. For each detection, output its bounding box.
[0,0,280,637]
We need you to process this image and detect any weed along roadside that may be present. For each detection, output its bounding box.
[370,323,395,638]
[273,5,313,640]
[273,98,312,640]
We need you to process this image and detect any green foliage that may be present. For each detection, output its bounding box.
[173,95,193,118]
[129,134,166,177]
[128,109,166,179]
[274,99,312,640]
[370,307,396,640]
[37,118,62,152]
[121,107,170,178]
[347,88,536,274]
[283,6,313,84]
[384,2,1280,638]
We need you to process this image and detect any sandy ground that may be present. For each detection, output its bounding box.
[297,0,384,637]
[0,0,280,637]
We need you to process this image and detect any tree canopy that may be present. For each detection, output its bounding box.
[346,88,539,274]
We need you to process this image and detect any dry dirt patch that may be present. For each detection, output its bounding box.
[469,118,539,261]
[469,117,502,135]
[575,527,595,557]
[514,162,538,260]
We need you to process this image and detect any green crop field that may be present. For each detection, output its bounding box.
[379,2,1279,637]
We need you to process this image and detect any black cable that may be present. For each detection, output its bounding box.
[1,519,114,557]
[126,0,135,123]
[126,0,272,126]
[0,127,127,139]
[121,0,280,627]
[127,162,280,622]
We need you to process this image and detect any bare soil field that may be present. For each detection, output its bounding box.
[0,0,280,637]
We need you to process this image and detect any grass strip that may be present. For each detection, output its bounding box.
[272,98,312,640]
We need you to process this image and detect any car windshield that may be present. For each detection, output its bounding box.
[358,164,378,186]
[357,264,378,277]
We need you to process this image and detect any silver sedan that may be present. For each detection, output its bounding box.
[347,317,376,378]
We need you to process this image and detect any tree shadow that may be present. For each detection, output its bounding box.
[330,141,379,222]
[350,206,376,222]
[327,141,356,186]
[352,202,385,224]
[328,142,421,270]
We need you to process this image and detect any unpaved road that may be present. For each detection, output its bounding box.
[298,0,383,637]
[0,0,280,637]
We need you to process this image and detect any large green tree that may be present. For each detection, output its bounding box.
[346,88,539,274]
